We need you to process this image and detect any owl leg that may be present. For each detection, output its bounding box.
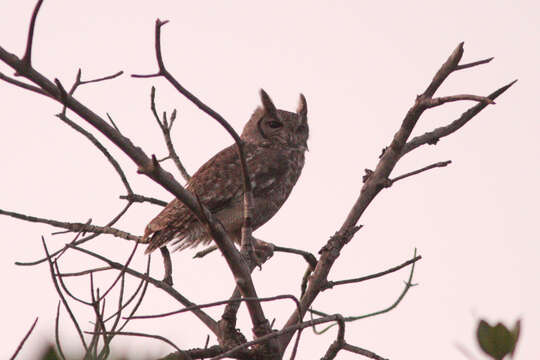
[159,246,173,286]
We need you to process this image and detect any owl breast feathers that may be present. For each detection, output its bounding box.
[142,89,308,253]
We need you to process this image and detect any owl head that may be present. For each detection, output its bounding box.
[241,89,308,150]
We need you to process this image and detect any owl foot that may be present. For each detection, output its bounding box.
[253,239,275,266]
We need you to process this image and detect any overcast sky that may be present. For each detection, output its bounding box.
[1,1,538,359]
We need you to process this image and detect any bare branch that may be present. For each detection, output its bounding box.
[128,294,300,321]
[54,302,67,360]
[132,19,272,343]
[0,19,273,346]
[78,70,124,86]
[66,244,220,336]
[149,86,191,181]
[96,240,140,302]
[0,72,49,96]
[120,193,167,206]
[274,245,318,269]
[333,249,419,323]
[0,208,140,241]
[9,317,38,360]
[423,94,494,108]
[211,314,345,360]
[54,262,94,306]
[278,43,514,350]
[58,266,112,277]
[103,260,148,324]
[21,0,44,66]
[402,80,517,156]
[15,202,134,267]
[423,42,464,98]
[323,253,422,290]
[42,237,89,352]
[85,330,185,355]
[389,161,451,185]
[56,112,133,194]
[342,343,388,360]
[193,245,218,258]
[455,57,494,71]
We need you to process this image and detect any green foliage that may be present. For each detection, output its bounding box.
[476,319,521,360]
[38,345,61,360]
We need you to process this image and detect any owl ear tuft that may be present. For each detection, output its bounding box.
[260,89,278,117]
[297,93,307,118]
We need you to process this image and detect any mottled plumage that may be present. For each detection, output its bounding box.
[142,90,308,254]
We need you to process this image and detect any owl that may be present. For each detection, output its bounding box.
[141,89,308,255]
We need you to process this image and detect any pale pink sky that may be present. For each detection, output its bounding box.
[1,1,538,359]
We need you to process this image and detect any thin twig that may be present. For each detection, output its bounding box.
[455,57,494,71]
[79,70,124,85]
[423,94,494,108]
[59,266,112,277]
[56,112,133,194]
[389,161,451,185]
[21,0,44,66]
[278,43,515,350]
[117,257,152,332]
[66,244,219,336]
[342,343,388,360]
[42,237,89,352]
[274,245,318,269]
[96,240,140,302]
[402,80,517,156]
[85,330,184,354]
[119,193,167,206]
[132,21,271,342]
[1,208,139,241]
[149,86,191,181]
[323,254,422,290]
[314,249,419,333]
[193,245,218,258]
[127,294,300,321]
[0,72,49,96]
[9,317,38,360]
[54,302,67,360]
[210,314,345,360]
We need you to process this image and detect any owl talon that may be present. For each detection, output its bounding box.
[253,239,275,267]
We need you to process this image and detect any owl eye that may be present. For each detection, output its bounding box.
[267,120,283,129]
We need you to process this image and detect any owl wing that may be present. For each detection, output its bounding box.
[142,144,243,253]
[143,143,289,253]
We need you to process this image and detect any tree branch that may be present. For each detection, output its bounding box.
[131,18,273,347]
[9,317,39,360]
[0,208,140,241]
[66,243,219,336]
[389,161,451,185]
[278,42,513,351]
[402,80,517,156]
[322,253,421,290]
[150,86,191,182]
